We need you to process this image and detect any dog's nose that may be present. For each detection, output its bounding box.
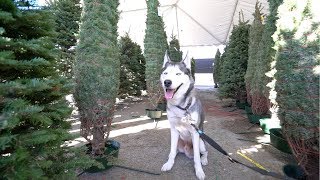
[164,80,172,88]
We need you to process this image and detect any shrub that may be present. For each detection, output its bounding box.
[273,0,319,177]
[74,0,120,155]
[0,1,94,178]
[213,49,221,87]
[219,12,250,102]
[118,34,146,98]
[144,0,168,108]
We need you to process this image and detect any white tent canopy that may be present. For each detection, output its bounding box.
[118,0,269,58]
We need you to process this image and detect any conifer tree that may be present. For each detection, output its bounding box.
[0,0,94,178]
[74,0,120,155]
[219,13,250,102]
[119,34,146,97]
[144,0,168,108]
[51,0,82,78]
[258,0,283,117]
[245,2,268,107]
[168,35,183,62]
[273,0,319,177]
[213,49,221,88]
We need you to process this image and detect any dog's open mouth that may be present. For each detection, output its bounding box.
[165,83,183,99]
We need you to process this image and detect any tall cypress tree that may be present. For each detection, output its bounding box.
[118,34,146,97]
[213,49,221,88]
[0,0,93,178]
[51,0,82,78]
[245,2,267,115]
[144,0,168,108]
[74,0,120,155]
[219,13,250,102]
[273,0,319,177]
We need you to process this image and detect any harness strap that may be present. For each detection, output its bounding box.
[190,124,291,180]
[175,82,194,111]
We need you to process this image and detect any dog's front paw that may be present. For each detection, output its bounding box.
[201,156,208,166]
[195,167,205,180]
[161,161,174,171]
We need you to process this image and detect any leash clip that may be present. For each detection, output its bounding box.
[228,156,235,163]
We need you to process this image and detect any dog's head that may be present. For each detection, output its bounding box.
[160,51,193,100]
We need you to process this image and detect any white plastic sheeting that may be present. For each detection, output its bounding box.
[118,0,269,58]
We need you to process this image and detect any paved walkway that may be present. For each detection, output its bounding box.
[78,89,295,180]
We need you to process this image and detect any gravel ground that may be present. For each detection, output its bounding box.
[78,88,295,180]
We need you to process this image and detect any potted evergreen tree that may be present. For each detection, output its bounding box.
[219,12,250,108]
[144,0,168,119]
[213,49,221,88]
[118,34,146,98]
[272,0,319,178]
[74,0,121,172]
[0,1,95,178]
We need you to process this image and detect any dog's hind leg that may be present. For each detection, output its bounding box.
[200,139,208,166]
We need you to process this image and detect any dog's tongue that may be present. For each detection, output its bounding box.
[165,89,175,99]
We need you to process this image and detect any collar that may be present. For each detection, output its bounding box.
[175,97,192,111]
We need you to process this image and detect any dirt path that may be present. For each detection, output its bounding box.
[79,88,295,180]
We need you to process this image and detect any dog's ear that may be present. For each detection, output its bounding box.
[181,51,191,70]
[163,50,171,68]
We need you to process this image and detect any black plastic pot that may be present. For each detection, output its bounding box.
[146,108,162,119]
[247,114,270,124]
[245,105,252,114]
[269,128,292,154]
[85,140,120,173]
[236,101,248,109]
[283,164,306,179]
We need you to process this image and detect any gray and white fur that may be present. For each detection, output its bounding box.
[160,51,208,180]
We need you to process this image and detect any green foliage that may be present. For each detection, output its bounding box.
[118,34,146,98]
[245,2,264,106]
[219,13,250,102]
[168,35,183,62]
[213,49,221,85]
[144,0,168,108]
[50,0,82,78]
[273,0,319,140]
[74,0,120,155]
[0,1,94,178]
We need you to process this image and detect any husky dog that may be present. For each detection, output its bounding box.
[160,51,208,180]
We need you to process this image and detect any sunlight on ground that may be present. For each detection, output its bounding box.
[67,114,171,147]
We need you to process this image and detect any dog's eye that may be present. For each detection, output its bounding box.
[163,72,168,75]
[176,73,181,76]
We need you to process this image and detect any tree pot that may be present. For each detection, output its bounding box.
[157,102,166,111]
[235,100,248,109]
[245,105,252,114]
[247,114,270,124]
[269,128,292,154]
[283,164,306,180]
[84,140,120,173]
[145,109,162,119]
[259,118,281,134]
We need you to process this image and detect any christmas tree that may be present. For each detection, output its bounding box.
[50,0,82,78]
[245,2,267,115]
[273,0,319,177]
[219,12,250,102]
[0,0,94,178]
[144,0,168,108]
[168,35,183,62]
[74,0,120,155]
[118,34,146,98]
[213,49,221,88]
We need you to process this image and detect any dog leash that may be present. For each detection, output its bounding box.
[190,124,292,180]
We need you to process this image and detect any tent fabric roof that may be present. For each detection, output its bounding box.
[118,0,269,50]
